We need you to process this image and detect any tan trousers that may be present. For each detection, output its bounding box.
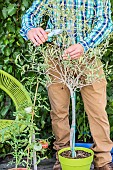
[47,63,113,167]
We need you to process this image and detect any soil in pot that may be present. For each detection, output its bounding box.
[60,150,91,159]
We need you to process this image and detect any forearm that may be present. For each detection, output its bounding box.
[79,0,113,52]
[79,20,113,52]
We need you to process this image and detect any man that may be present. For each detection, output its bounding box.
[20,0,113,169]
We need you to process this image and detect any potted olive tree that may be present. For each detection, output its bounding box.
[16,36,110,170]
[37,41,107,170]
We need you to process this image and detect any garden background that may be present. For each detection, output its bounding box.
[0,0,113,158]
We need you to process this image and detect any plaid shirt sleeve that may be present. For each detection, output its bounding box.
[20,0,46,40]
[79,0,113,52]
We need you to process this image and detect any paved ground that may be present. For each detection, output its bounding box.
[0,157,94,170]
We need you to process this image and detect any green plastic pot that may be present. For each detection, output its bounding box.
[58,147,94,170]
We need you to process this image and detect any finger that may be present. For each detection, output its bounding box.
[30,37,39,46]
[63,53,81,60]
[69,51,83,57]
[63,51,81,58]
[62,53,71,59]
[37,28,48,43]
[62,54,67,58]
[67,46,84,54]
[64,47,76,54]
[73,49,83,54]
[63,57,69,60]
[39,28,48,40]
[35,31,46,43]
[71,53,82,59]
[63,49,70,55]
[63,55,71,60]
[27,34,34,41]
[34,34,43,44]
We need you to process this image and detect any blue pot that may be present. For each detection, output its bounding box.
[75,143,113,162]
[75,143,92,149]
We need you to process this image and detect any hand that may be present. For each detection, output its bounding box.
[27,27,48,46]
[63,44,84,60]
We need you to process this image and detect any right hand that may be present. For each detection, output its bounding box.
[27,27,48,46]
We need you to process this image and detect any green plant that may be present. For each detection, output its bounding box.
[76,111,90,143]
[6,119,33,169]
[1,80,47,170]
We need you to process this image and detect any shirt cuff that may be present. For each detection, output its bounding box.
[78,40,90,53]
[20,26,36,40]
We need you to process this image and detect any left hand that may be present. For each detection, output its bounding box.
[63,44,84,60]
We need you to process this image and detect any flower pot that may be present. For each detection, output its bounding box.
[58,147,94,170]
[75,142,113,162]
[75,142,93,149]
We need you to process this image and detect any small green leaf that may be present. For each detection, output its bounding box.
[34,144,42,151]
[7,4,17,16]
[4,47,11,56]
[4,39,9,45]
[0,95,4,102]
[2,7,8,19]
[23,0,29,8]
[0,106,10,117]
[7,24,15,33]
[4,57,9,64]
[21,5,25,11]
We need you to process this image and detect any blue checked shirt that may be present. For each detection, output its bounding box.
[20,0,113,52]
